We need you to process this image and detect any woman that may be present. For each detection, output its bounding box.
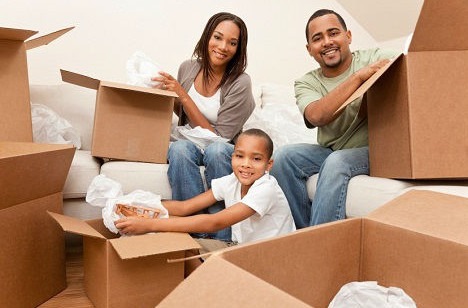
[153,12,255,241]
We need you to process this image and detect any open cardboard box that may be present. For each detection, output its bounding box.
[61,69,177,164]
[49,212,200,308]
[340,0,468,179]
[159,190,468,307]
[0,26,73,142]
[0,142,74,307]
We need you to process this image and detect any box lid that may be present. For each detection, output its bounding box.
[100,80,178,97]
[61,69,101,90]
[24,27,74,50]
[0,26,73,49]
[0,27,37,41]
[61,69,178,97]
[367,190,468,245]
[48,212,106,239]
[158,257,311,307]
[409,0,468,52]
[335,54,402,115]
[110,232,200,260]
[0,142,75,210]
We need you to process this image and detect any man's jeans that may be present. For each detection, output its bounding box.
[167,140,234,240]
[270,144,369,228]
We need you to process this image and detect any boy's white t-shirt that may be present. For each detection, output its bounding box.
[211,173,296,244]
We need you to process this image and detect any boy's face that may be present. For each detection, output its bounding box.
[231,134,273,191]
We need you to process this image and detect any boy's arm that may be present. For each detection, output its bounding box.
[115,202,256,235]
[162,190,217,216]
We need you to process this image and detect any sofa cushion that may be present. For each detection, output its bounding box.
[401,182,468,198]
[306,174,418,218]
[100,161,173,200]
[63,150,102,199]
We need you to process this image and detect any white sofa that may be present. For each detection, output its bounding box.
[29,83,468,221]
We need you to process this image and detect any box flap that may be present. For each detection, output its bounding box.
[47,212,106,239]
[110,232,200,260]
[24,27,74,50]
[61,69,100,90]
[0,142,74,210]
[0,27,37,41]
[158,257,311,307]
[100,80,178,97]
[367,190,468,245]
[335,54,402,115]
[409,0,468,52]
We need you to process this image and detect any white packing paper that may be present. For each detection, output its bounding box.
[328,281,417,308]
[126,51,165,88]
[31,103,82,149]
[85,174,168,234]
[171,124,229,150]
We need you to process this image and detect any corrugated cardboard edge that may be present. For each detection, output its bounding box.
[158,256,312,308]
[334,54,403,115]
[24,27,74,50]
[100,80,179,97]
[0,27,37,41]
[110,232,200,260]
[61,69,178,97]
[47,211,106,239]
[61,69,100,90]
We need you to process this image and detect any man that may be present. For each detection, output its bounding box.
[270,9,398,228]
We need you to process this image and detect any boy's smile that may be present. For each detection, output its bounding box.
[231,134,273,196]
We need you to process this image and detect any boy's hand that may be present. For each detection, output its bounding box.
[115,217,153,235]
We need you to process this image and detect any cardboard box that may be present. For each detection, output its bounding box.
[0,26,73,142]
[0,141,74,308]
[60,69,177,163]
[340,0,468,179]
[49,212,200,308]
[159,190,468,307]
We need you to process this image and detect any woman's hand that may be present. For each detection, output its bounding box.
[152,72,183,94]
[114,216,155,235]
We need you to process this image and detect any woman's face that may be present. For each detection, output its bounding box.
[207,20,240,69]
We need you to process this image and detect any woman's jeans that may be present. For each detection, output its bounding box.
[270,144,369,229]
[167,140,234,241]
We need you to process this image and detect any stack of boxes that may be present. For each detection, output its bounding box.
[0,25,197,307]
[0,26,75,307]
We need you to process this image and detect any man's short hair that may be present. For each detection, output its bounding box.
[305,9,348,42]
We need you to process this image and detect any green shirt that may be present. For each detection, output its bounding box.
[295,48,399,150]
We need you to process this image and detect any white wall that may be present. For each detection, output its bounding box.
[1,0,409,86]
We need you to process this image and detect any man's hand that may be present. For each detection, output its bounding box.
[355,59,391,83]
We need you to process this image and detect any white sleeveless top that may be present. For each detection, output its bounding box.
[188,84,221,125]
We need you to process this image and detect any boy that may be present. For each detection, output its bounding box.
[115,128,295,246]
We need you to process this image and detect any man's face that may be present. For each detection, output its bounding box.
[306,14,352,76]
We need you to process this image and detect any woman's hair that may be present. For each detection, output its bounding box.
[305,9,347,43]
[240,128,274,159]
[193,12,248,89]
